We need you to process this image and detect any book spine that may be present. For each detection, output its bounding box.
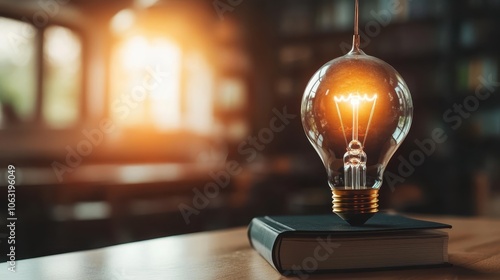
[247,217,288,272]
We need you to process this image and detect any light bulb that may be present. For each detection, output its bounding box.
[301,0,413,225]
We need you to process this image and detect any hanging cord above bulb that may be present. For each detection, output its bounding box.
[351,0,361,52]
[354,0,359,36]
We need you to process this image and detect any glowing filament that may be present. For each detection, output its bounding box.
[333,94,377,146]
[333,94,377,103]
[334,94,377,189]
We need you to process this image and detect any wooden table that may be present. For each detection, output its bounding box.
[2,215,500,280]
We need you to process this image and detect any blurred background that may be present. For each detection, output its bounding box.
[0,0,499,261]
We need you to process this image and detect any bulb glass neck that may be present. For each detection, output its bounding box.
[349,35,365,55]
[349,0,363,55]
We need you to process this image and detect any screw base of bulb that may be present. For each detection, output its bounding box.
[332,188,379,226]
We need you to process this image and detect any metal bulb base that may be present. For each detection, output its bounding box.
[332,188,379,226]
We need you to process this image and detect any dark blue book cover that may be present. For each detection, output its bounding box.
[248,213,451,274]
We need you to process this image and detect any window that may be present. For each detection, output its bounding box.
[0,17,82,128]
[110,35,215,133]
[43,26,82,128]
[0,17,37,126]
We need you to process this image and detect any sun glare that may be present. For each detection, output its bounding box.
[111,34,213,133]
[120,35,150,70]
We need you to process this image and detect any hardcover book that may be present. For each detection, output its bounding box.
[247,213,451,274]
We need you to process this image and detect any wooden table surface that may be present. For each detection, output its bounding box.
[2,215,500,280]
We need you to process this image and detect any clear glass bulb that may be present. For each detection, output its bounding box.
[301,1,413,225]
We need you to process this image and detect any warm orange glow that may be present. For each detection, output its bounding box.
[312,56,399,156]
[109,4,219,134]
[110,32,217,134]
[333,93,377,146]
[111,35,183,129]
[110,9,136,35]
